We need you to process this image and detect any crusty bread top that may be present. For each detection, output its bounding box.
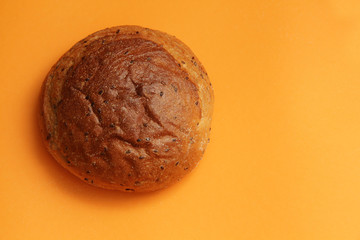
[40,26,214,192]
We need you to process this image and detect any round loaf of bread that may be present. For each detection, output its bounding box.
[39,26,214,192]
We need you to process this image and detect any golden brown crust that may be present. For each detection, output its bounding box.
[39,26,214,192]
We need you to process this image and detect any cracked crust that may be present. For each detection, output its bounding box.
[39,26,214,192]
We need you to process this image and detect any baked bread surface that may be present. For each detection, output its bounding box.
[39,25,214,192]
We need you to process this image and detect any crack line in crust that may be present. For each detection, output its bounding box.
[110,133,144,149]
[70,86,102,124]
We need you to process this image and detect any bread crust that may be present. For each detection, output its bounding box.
[39,26,214,192]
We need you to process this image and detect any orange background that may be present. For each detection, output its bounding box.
[1,0,360,239]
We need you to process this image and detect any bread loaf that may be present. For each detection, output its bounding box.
[39,25,214,192]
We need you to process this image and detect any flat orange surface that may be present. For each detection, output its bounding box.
[2,0,360,239]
